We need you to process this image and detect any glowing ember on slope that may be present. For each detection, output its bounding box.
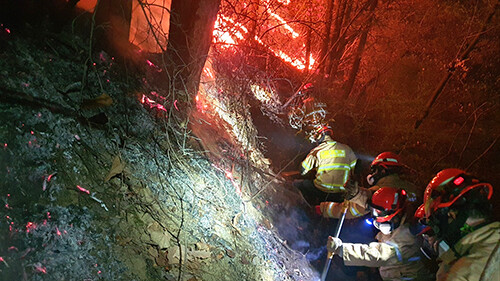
[76,185,90,195]
[47,173,56,182]
[34,263,47,274]
[140,94,168,114]
[26,222,37,233]
[195,93,210,113]
[212,164,242,197]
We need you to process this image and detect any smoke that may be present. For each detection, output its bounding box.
[272,206,312,250]
[305,246,325,261]
[356,153,375,163]
[291,240,310,252]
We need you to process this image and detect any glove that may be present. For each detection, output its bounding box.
[343,178,359,200]
[327,236,343,255]
[315,205,322,216]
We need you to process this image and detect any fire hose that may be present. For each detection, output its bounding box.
[320,201,348,281]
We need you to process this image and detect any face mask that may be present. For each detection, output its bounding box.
[374,221,392,235]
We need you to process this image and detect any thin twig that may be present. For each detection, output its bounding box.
[466,135,499,171]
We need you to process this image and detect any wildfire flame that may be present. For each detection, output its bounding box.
[213,13,315,71]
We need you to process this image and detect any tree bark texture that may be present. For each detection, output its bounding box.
[166,0,221,97]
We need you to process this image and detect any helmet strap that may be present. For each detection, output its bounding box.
[368,166,386,186]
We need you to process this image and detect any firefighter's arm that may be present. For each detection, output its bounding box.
[348,187,372,208]
[341,241,401,267]
[319,201,365,219]
[300,152,316,175]
[348,147,358,175]
[437,254,484,281]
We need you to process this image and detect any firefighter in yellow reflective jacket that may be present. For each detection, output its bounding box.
[415,169,499,281]
[327,187,434,280]
[319,152,421,219]
[293,125,357,205]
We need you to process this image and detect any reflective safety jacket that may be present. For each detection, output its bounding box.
[436,221,500,281]
[301,135,357,192]
[342,219,433,280]
[321,174,420,219]
[320,200,365,219]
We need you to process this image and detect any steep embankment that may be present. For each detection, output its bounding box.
[0,22,319,281]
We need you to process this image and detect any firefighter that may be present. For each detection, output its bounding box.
[415,168,499,281]
[326,187,434,280]
[319,152,421,219]
[293,125,358,206]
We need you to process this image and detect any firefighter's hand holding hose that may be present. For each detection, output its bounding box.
[326,236,343,257]
[320,200,348,281]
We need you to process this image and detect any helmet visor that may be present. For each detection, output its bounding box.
[371,207,401,223]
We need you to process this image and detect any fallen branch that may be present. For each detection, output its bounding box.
[0,86,77,117]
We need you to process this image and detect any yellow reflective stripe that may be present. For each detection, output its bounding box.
[317,164,350,172]
[302,161,312,171]
[319,149,346,159]
[343,169,349,185]
[373,158,398,164]
[349,204,362,217]
[350,159,357,168]
[315,181,346,190]
[327,203,335,217]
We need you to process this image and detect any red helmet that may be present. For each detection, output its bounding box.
[310,125,333,142]
[371,152,403,168]
[415,168,493,220]
[315,125,333,136]
[370,187,407,223]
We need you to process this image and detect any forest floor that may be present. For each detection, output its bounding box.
[0,20,385,281]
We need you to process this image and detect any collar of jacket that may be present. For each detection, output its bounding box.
[439,221,500,263]
[320,135,334,143]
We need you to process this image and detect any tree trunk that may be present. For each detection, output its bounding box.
[342,0,377,100]
[165,0,221,98]
[318,0,335,76]
[325,0,347,78]
[305,0,312,75]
